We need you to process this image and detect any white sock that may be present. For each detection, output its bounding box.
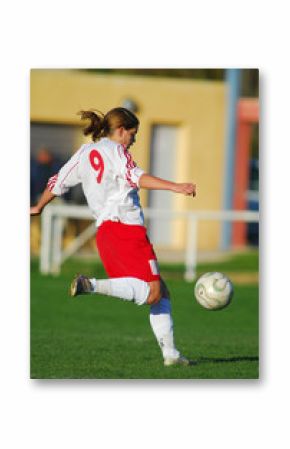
[89,277,149,306]
[149,298,180,360]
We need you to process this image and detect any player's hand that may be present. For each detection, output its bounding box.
[30,206,41,216]
[173,183,196,197]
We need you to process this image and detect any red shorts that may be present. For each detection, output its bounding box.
[96,221,161,282]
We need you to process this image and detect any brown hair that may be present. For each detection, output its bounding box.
[78,107,139,141]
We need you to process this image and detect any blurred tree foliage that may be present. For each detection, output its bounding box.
[85,68,258,97]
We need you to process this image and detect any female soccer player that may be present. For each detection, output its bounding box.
[30,107,196,366]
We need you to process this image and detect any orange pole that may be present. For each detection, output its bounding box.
[232,98,259,247]
[232,121,252,246]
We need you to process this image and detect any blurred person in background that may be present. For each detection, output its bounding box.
[30,147,71,204]
[30,107,197,367]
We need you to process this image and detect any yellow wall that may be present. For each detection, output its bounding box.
[31,69,226,251]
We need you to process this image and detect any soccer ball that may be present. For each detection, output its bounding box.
[194,272,233,310]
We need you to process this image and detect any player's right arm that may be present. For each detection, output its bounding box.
[139,174,196,197]
[113,145,196,196]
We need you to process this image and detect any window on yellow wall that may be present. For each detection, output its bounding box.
[147,125,177,246]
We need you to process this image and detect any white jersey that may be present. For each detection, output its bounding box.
[47,137,145,227]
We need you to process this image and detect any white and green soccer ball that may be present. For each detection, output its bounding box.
[194,272,233,310]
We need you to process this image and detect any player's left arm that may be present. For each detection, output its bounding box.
[139,173,196,197]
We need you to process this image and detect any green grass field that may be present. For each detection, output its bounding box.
[30,251,259,379]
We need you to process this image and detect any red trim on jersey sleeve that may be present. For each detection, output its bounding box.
[122,145,138,189]
[47,174,58,191]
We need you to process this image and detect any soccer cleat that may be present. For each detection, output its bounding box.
[70,274,93,297]
[164,355,195,367]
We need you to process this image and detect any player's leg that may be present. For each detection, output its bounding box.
[71,275,161,306]
[71,274,191,364]
[71,274,150,305]
[149,279,191,366]
[146,279,161,305]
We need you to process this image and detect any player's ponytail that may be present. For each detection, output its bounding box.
[78,107,139,142]
[78,110,105,141]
